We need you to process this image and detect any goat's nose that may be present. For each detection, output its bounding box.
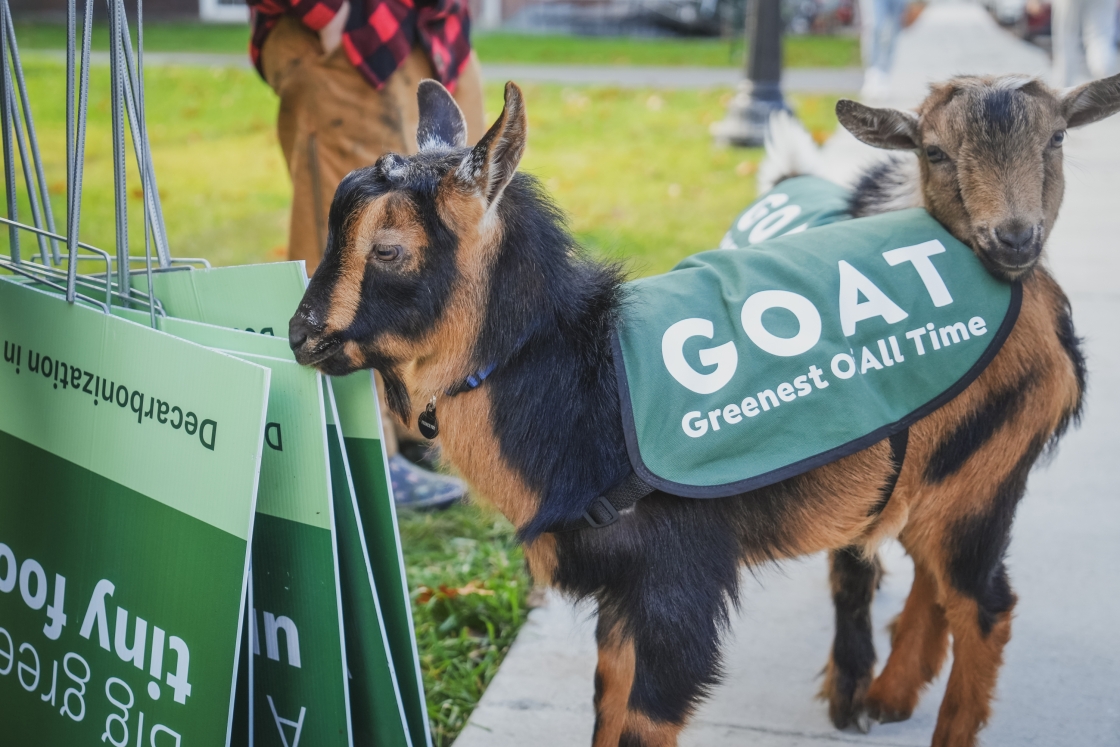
[288,313,313,352]
[995,224,1035,254]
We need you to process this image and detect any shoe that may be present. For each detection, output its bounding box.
[388,453,466,511]
[399,439,440,472]
[860,67,892,103]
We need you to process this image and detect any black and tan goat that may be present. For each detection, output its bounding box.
[289,74,1120,746]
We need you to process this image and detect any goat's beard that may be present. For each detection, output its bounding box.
[363,354,413,424]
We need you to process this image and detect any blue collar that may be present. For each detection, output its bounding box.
[445,361,497,396]
[445,331,535,397]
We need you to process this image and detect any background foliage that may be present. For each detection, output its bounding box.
[14,22,860,68]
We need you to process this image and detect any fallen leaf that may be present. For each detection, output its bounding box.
[437,581,495,599]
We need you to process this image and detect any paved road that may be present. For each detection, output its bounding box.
[24,50,860,92]
[483,64,861,91]
[454,4,1120,746]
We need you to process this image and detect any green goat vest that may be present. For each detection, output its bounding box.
[719,174,852,249]
[614,182,1020,497]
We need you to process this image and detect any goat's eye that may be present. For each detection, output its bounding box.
[925,145,947,163]
[1050,130,1066,148]
[373,244,402,262]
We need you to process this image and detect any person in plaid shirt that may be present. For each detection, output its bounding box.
[250,0,486,509]
[250,0,485,265]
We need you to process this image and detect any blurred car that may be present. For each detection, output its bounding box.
[642,0,854,36]
[985,0,1052,39]
[989,0,1028,25]
[787,0,855,34]
[642,0,742,35]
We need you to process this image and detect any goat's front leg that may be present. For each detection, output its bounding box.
[592,581,725,747]
[591,613,690,747]
[930,567,1015,747]
[822,546,881,731]
[592,614,635,747]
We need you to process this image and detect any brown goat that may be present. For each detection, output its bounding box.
[289,73,1120,746]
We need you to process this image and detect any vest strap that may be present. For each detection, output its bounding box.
[553,471,656,532]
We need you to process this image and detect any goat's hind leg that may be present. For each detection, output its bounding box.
[822,546,881,732]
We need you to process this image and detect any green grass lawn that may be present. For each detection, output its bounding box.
[14,20,860,68]
[398,505,529,746]
[13,20,253,54]
[515,84,841,275]
[1,59,290,266]
[0,59,840,744]
[2,59,841,275]
[477,32,860,68]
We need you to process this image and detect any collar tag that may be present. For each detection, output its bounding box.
[418,397,439,439]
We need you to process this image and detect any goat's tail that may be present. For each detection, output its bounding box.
[757,110,827,193]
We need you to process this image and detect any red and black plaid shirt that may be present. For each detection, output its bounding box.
[249,0,473,92]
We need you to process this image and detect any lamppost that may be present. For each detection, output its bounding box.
[711,0,787,147]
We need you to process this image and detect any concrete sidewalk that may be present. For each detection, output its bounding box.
[454,5,1120,746]
[884,2,1050,108]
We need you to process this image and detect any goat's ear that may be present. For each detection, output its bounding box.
[417,79,468,151]
[835,99,920,150]
[457,82,527,208]
[1061,72,1120,128]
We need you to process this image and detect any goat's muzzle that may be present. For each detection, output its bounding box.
[289,307,339,367]
[977,220,1044,279]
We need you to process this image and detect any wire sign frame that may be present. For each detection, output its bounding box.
[0,0,209,325]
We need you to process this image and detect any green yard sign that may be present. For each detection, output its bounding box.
[331,373,431,747]
[325,382,412,747]
[141,264,425,745]
[148,315,412,747]
[0,277,270,745]
[141,263,310,339]
[226,353,352,747]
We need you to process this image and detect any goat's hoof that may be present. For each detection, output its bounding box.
[866,696,913,724]
[827,691,870,732]
[820,662,872,732]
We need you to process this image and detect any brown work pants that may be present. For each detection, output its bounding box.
[261,16,487,453]
[261,15,486,269]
